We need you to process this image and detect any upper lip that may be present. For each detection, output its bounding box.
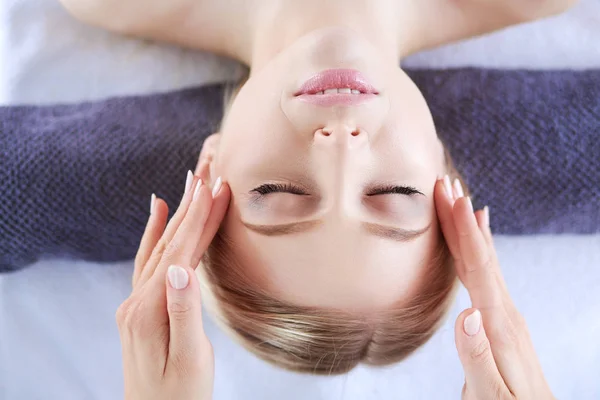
[294,69,379,96]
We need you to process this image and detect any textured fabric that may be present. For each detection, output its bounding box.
[0,85,223,271]
[1,69,599,272]
[408,69,600,234]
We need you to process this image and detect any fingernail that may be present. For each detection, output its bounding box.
[464,309,481,336]
[483,206,490,227]
[193,179,204,201]
[465,196,474,213]
[150,193,156,215]
[443,175,453,199]
[184,170,193,194]
[212,176,222,198]
[453,178,464,199]
[167,265,189,290]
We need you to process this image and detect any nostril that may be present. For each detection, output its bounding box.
[317,127,362,137]
[321,128,332,137]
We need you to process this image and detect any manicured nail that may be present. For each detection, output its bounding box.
[464,309,481,336]
[150,193,156,215]
[453,178,464,198]
[193,179,204,201]
[212,177,222,198]
[167,265,189,290]
[483,206,490,227]
[443,175,453,200]
[184,170,193,194]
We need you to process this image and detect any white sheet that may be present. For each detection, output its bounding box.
[2,237,599,400]
[1,0,599,399]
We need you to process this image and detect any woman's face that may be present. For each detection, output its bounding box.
[209,27,446,314]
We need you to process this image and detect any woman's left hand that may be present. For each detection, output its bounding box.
[435,176,554,400]
[116,171,230,400]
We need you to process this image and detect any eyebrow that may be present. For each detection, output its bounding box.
[362,222,431,242]
[242,220,322,236]
[242,220,430,242]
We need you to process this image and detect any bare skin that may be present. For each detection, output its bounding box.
[59,0,576,64]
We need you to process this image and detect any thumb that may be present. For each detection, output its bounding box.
[455,308,509,399]
[166,265,211,368]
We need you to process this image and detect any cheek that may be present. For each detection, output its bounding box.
[217,107,311,183]
[217,130,300,179]
[373,117,444,183]
[384,74,439,157]
[219,94,298,162]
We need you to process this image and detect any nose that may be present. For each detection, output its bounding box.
[314,124,368,149]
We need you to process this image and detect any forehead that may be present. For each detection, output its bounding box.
[221,212,441,313]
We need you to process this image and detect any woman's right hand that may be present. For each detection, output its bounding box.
[117,171,230,400]
[435,176,555,400]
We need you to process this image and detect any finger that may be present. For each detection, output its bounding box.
[156,180,214,274]
[461,207,528,395]
[455,308,511,399]
[137,170,199,286]
[194,178,230,261]
[133,195,169,288]
[434,176,462,263]
[453,197,503,310]
[165,265,214,374]
[149,178,230,283]
[475,206,495,250]
[475,206,516,311]
[158,170,199,246]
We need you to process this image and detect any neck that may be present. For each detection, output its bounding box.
[247,1,413,72]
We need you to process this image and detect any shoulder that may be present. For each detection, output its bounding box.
[401,0,579,56]
[58,0,254,61]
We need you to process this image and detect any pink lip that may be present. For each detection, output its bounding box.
[294,69,379,106]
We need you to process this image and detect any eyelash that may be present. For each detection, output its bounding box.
[366,185,423,196]
[252,183,308,195]
[251,183,422,196]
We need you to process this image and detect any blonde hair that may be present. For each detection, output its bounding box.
[197,75,465,375]
[199,233,458,375]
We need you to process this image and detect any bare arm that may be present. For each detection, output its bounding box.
[403,0,579,56]
[58,0,253,61]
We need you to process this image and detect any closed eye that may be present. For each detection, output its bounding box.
[366,185,424,196]
[251,183,308,196]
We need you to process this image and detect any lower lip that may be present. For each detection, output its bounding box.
[294,69,379,106]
